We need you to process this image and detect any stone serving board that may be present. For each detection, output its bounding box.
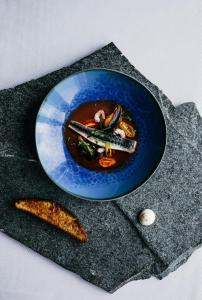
[0,43,201,292]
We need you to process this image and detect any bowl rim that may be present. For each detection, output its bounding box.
[35,68,167,201]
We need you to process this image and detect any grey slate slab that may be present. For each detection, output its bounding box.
[0,157,157,292]
[172,102,202,152]
[0,43,201,292]
[117,101,202,274]
[0,103,199,293]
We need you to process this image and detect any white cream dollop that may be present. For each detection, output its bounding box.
[139,209,156,226]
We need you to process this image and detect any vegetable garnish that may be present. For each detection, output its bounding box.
[77,139,96,159]
[99,157,116,168]
[83,119,98,128]
[121,108,133,122]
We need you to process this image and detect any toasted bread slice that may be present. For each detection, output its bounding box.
[15,199,87,242]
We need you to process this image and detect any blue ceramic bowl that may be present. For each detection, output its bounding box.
[35,69,166,201]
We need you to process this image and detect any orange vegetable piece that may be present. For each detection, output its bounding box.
[82,119,98,128]
[99,157,116,168]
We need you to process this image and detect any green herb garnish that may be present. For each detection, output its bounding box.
[78,140,94,157]
[121,109,132,121]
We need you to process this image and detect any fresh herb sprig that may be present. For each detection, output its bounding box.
[121,108,132,122]
[78,140,94,157]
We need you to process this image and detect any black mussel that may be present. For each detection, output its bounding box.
[104,105,121,128]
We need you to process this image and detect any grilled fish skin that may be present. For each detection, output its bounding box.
[15,199,88,242]
[68,121,137,154]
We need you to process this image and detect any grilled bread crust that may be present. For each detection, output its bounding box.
[15,199,88,242]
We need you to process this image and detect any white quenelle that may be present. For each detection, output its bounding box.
[139,209,156,226]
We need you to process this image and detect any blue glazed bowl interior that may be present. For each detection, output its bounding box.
[35,69,166,201]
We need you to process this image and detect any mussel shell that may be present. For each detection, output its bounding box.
[104,105,121,128]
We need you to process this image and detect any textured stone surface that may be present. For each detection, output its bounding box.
[0,156,157,292]
[0,43,201,292]
[117,101,202,274]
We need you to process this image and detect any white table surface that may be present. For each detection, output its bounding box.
[0,1,201,299]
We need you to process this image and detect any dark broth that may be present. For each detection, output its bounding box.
[64,100,137,172]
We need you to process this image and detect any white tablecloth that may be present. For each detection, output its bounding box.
[0,1,201,299]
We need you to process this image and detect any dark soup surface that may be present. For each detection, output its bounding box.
[64,100,137,172]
